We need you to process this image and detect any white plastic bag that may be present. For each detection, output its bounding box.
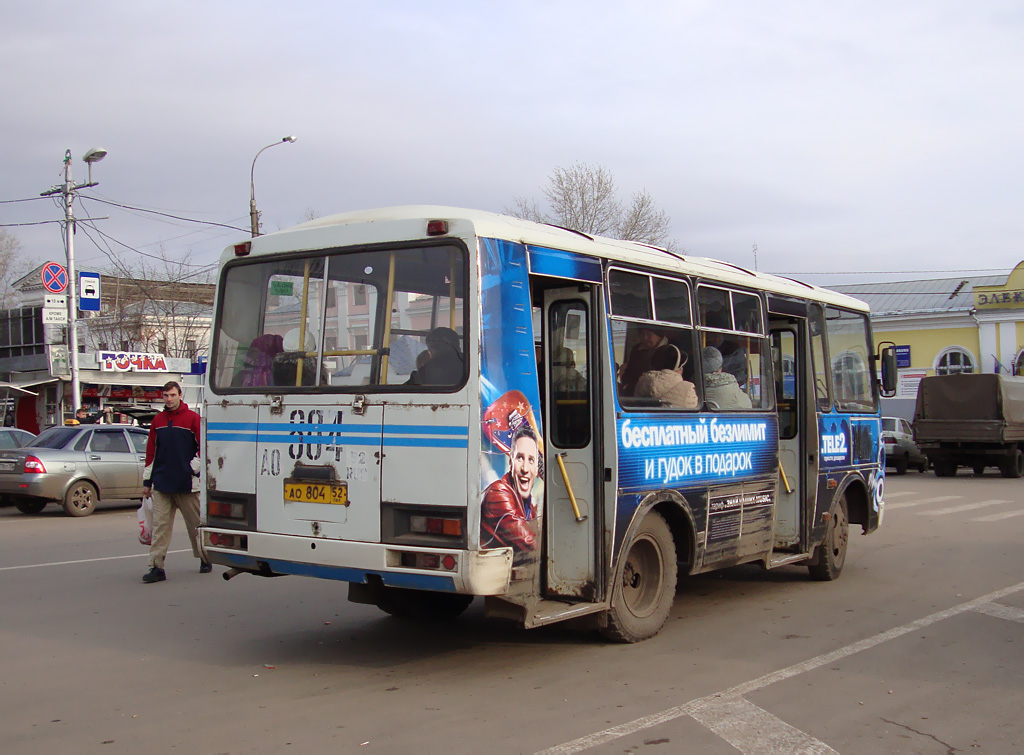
[138,496,154,546]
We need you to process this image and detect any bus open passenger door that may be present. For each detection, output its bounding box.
[541,287,602,602]
[768,303,819,559]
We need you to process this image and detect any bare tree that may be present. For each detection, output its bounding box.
[86,246,214,360]
[507,162,675,249]
[0,229,38,308]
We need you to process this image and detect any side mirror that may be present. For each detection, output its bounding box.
[878,344,897,397]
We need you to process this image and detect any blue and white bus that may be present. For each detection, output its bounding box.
[200,207,897,641]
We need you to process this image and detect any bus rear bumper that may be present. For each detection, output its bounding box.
[199,528,513,595]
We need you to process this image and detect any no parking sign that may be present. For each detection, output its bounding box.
[41,262,68,294]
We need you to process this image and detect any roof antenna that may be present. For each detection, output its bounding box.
[948,280,967,300]
[752,243,758,271]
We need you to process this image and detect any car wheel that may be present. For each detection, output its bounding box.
[15,499,47,515]
[63,481,98,517]
[894,454,908,475]
[918,457,930,473]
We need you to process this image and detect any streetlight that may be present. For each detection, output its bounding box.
[249,136,297,237]
[40,147,108,414]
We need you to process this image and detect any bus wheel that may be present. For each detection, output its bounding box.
[376,587,473,621]
[808,495,848,582]
[601,511,676,643]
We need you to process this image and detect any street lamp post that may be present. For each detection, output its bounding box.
[249,136,297,237]
[41,148,107,415]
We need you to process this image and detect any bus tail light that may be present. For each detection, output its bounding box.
[409,515,462,537]
[397,550,458,571]
[426,219,449,236]
[209,499,246,519]
[234,241,251,256]
[24,456,46,474]
[208,532,248,550]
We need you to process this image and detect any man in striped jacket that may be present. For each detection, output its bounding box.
[142,381,208,583]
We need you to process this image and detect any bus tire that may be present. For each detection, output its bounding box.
[376,587,473,621]
[601,511,676,643]
[808,495,848,582]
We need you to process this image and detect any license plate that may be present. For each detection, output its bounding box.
[283,481,348,506]
[0,461,14,472]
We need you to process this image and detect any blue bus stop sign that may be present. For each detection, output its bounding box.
[79,271,101,312]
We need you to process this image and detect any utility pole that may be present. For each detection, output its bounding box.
[41,148,107,414]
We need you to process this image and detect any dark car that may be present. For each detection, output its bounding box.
[882,417,929,474]
[0,425,149,516]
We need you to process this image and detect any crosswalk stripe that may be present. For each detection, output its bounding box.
[972,509,1024,522]
[689,696,837,754]
[887,496,961,510]
[973,602,1024,623]
[918,500,1010,516]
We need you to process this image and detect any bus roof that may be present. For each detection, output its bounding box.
[239,205,870,313]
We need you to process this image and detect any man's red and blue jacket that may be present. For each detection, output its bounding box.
[143,401,201,494]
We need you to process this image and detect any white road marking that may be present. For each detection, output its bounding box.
[886,495,961,510]
[973,602,1024,623]
[689,695,838,754]
[0,549,189,571]
[972,509,1024,522]
[918,499,1010,516]
[882,491,915,498]
[537,580,1024,755]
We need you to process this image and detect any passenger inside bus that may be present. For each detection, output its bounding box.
[702,346,752,409]
[634,344,698,409]
[271,329,323,386]
[233,333,284,387]
[408,327,463,385]
[552,346,586,395]
[618,327,668,395]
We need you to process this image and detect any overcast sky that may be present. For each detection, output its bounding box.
[3,1,1023,287]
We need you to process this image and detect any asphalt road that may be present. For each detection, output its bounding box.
[1,471,1022,754]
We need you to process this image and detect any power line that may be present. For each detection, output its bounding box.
[82,195,248,232]
[0,220,63,227]
[0,196,50,204]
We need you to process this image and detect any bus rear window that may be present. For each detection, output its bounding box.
[211,244,467,392]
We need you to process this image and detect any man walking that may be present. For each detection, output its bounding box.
[142,381,208,583]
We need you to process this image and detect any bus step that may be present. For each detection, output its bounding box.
[767,552,812,569]
[527,599,608,628]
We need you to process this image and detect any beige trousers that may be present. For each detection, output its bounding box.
[148,490,201,569]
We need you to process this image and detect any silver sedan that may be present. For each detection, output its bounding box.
[0,425,149,516]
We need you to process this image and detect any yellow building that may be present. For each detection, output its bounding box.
[835,261,1024,418]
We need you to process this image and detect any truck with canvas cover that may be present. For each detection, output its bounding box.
[913,373,1024,477]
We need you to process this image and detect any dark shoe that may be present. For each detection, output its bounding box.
[199,560,212,574]
[143,567,166,583]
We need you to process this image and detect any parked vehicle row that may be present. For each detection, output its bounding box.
[0,425,149,516]
[882,417,929,474]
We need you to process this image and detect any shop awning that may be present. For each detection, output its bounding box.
[0,381,40,397]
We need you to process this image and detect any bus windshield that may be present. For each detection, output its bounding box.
[211,243,467,392]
